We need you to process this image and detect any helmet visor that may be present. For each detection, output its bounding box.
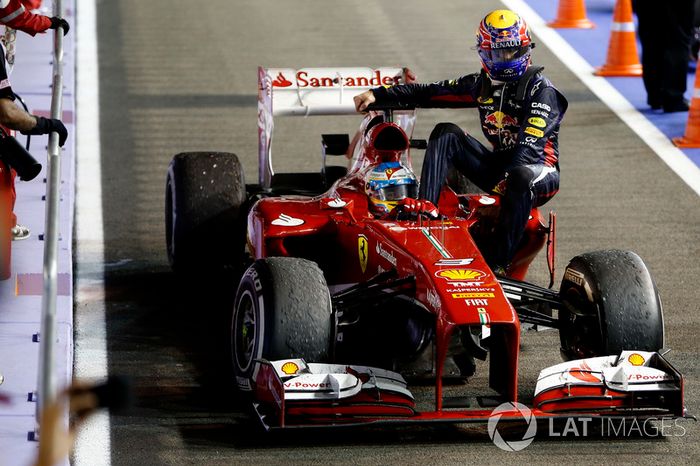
[486,45,530,64]
[376,183,418,201]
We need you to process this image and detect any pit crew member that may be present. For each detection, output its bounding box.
[0,2,69,238]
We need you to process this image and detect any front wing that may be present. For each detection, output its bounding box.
[251,352,686,430]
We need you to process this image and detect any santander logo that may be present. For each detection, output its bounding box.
[271,72,293,87]
[568,361,601,383]
[271,70,398,88]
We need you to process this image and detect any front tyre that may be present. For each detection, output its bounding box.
[558,249,664,360]
[231,257,332,391]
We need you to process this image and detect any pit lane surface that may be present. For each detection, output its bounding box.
[92,0,700,463]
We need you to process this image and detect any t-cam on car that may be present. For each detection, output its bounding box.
[164,67,687,429]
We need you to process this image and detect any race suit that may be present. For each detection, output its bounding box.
[371,68,568,268]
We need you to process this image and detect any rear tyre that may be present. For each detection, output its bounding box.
[558,249,664,360]
[165,152,247,274]
[231,257,332,391]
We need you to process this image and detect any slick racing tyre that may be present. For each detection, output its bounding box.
[558,249,664,361]
[231,257,332,391]
[165,152,247,274]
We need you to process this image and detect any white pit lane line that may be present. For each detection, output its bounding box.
[74,0,111,464]
[503,0,700,197]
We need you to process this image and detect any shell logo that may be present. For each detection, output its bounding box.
[568,361,601,383]
[628,353,645,366]
[568,368,601,383]
[281,361,299,375]
[435,269,486,281]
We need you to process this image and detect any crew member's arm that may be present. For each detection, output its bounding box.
[0,99,68,146]
[0,0,69,35]
[355,74,482,112]
[0,97,37,132]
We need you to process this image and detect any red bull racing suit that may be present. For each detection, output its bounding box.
[371,67,568,268]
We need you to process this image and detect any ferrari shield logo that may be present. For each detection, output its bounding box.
[358,235,369,273]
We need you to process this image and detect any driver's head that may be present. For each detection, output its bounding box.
[476,9,532,82]
[365,161,418,216]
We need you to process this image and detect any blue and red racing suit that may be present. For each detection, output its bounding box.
[371,67,568,268]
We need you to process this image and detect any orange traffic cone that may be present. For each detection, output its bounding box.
[594,0,642,77]
[548,0,595,29]
[673,59,700,148]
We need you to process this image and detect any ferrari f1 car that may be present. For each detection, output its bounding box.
[165,67,686,429]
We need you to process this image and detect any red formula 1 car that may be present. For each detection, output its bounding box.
[164,67,686,429]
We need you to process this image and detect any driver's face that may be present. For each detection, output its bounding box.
[501,49,517,60]
[491,46,520,63]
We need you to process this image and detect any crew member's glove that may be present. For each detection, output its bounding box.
[398,198,439,218]
[49,17,70,36]
[22,116,68,147]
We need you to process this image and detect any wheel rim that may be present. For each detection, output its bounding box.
[562,288,602,358]
[233,290,257,373]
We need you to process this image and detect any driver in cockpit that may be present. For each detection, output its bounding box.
[364,161,438,219]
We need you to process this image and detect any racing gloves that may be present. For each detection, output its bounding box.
[398,198,439,218]
[49,17,70,36]
[22,116,68,147]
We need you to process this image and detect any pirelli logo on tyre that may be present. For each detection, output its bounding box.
[563,267,585,286]
[524,127,544,138]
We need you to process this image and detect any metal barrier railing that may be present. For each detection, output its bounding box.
[37,0,65,421]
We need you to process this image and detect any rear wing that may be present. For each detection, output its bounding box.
[257,67,412,188]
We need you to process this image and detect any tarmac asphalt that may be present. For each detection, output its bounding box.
[91,0,700,463]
